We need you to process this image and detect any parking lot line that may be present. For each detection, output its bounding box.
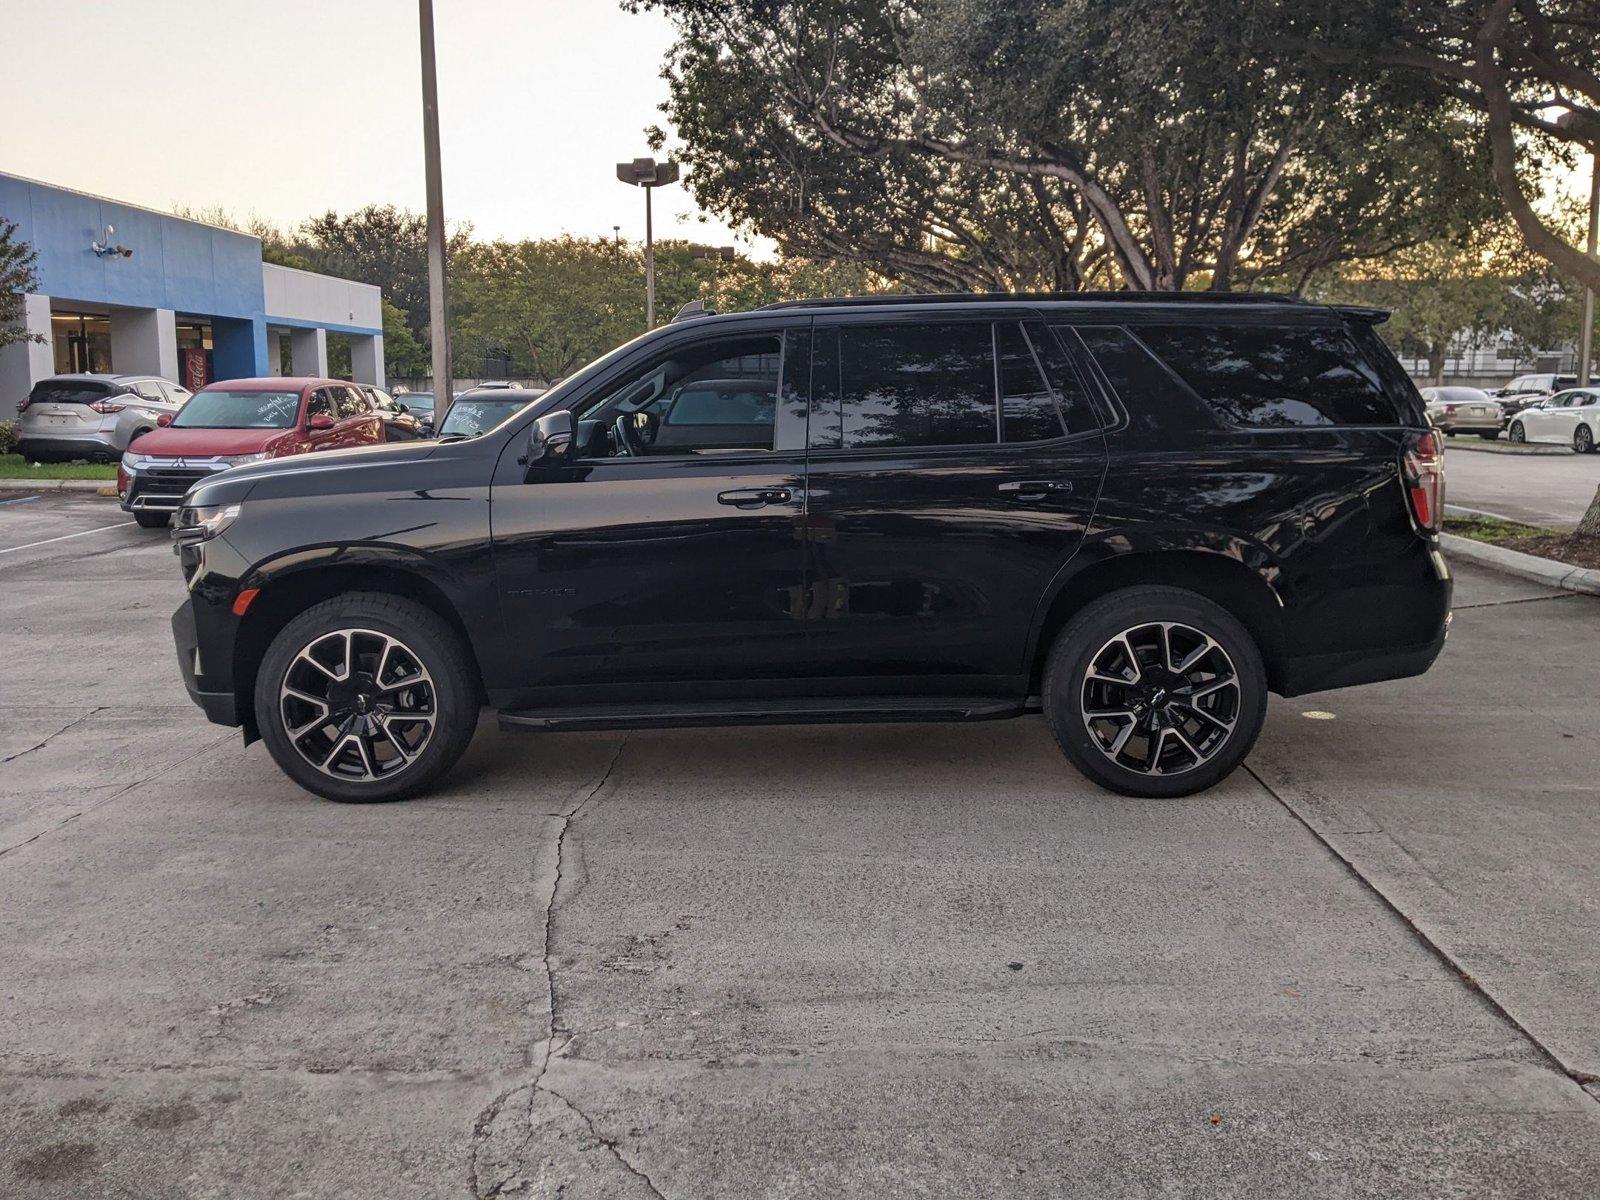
[0,521,138,556]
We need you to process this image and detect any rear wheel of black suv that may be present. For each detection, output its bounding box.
[1043,586,1267,799]
[133,511,171,529]
[253,593,479,803]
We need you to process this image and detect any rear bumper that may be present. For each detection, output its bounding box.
[1277,624,1449,697]
[17,432,119,460]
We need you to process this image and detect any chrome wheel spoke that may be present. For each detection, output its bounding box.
[1187,676,1236,700]
[1144,728,1169,773]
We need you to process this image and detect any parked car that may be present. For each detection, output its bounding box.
[1507,388,1600,451]
[361,384,428,441]
[434,389,540,437]
[16,373,191,462]
[394,390,437,429]
[1420,386,1501,438]
[120,377,383,528]
[1495,373,1577,424]
[168,293,1450,804]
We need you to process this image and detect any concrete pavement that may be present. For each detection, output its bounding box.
[3,494,1599,1198]
[1443,442,1600,529]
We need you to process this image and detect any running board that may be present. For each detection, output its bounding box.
[497,696,1024,733]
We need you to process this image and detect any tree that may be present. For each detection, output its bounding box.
[1295,1,1600,293]
[296,205,471,340]
[637,0,1495,291]
[381,298,428,379]
[0,217,43,349]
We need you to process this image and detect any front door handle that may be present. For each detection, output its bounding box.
[998,479,1074,498]
[717,486,794,509]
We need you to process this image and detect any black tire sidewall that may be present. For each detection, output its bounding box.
[253,595,478,803]
[133,511,170,529]
[1043,587,1268,799]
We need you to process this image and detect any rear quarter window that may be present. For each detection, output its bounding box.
[1131,323,1400,428]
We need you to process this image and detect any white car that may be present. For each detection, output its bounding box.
[16,373,191,462]
[1507,388,1600,453]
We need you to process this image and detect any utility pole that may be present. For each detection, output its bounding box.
[1581,153,1599,386]
[419,0,452,421]
[616,157,680,329]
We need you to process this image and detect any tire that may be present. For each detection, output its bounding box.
[1509,421,1526,444]
[1576,425,1595,454]
[1478,431,1499,441]
[1042,586,1268,799]
[133,511,171,529]
[253,592,480,802]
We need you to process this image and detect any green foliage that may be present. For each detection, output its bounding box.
[636,0,1496,292]
[0,218,42,350]
[381,298,428,378]
[0,419,18,456]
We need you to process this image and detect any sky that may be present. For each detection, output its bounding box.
[4,0,769,252]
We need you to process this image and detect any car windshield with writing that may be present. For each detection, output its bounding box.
[172,390,303,429]
[437,396,530,437]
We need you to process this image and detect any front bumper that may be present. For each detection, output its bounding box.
[123,461,233,512]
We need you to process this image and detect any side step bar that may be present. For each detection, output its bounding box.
[498,696,1025,734]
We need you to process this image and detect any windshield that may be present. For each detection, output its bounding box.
[438,396,531,437]
[172,389,302,429]
[402,392,434,413]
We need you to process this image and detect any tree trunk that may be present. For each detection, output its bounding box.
[1429,343,1447,386]
[1577,483,1600,537]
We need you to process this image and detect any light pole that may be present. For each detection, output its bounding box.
[691,244,736,307]
[615,157,680,329]
[418,0,452,421]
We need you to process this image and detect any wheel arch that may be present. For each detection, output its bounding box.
[232,555,486,741]
[1025,541,1289,695]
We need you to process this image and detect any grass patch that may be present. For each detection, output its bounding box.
[0,454,117,481]
[1445,514,1600,572]
[1443,514,1560,542]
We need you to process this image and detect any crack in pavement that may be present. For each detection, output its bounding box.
[0,730,235,861]
[2,706,106,763]
[467,732,640,1200]
[542,1080,669,1200]
[1244,762,1600,1097]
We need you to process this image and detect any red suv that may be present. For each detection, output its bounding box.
[118,378,384,527]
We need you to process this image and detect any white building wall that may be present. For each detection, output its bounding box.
[0,294,55,416]
[261,263,382,333]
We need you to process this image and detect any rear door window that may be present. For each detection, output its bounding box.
[833,322,996,449]
[1130,323,1398,428]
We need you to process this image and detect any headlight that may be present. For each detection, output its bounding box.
[173,503,242,544]
[220,452,270,467]
[121,452,153,472]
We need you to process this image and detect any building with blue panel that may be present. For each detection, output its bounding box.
[1,172,384,417]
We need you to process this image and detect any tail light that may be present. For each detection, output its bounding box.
[1442,403,1457,414]
[16,396,31,413]
[1402,429,1444,534]
[90,399,126,414]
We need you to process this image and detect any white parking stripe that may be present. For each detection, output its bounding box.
[0,522,138,556]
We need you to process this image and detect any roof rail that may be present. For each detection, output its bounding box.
[758,290,1311,312]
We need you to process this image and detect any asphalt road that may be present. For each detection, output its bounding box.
[3,493,1599,1199]
[1444,442,1600,529]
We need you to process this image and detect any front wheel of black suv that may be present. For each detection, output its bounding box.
[253,592,480,802]
[1042,586,1267,799]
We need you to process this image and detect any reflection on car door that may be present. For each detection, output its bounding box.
[802,315,1106,693]
[486,321,813,703]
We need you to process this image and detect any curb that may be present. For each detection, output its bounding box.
[1442,439,1571,456]
[0,478,117,495]
[1440,532,1600,597]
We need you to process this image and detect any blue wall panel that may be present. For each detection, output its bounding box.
[0,172,265,320]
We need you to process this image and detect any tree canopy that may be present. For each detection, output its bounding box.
[0,218,42,351]
[638,0,1501,292]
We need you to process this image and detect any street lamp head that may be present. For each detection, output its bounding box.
[615,157,681,187]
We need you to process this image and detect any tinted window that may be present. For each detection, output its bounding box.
[664,381,776,426]
[129,380,165,402]
[997,323,1065,442]
[1131,324,1396,427]
[835,322,995,449]
[334,386,367,419]
[305,390,334,421]
[28,379,115,405]
[172,390,302,429]
[1068,325,1217,434]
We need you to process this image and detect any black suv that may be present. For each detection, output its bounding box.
[169,294,1449,802]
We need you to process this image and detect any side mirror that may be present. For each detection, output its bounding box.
[155,413,173,427]
[397,403,410,414]
[308,413,336,431]
[524,410,574,464]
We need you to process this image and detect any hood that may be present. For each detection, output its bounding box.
[129,426,293,457]
[185,438,446,507]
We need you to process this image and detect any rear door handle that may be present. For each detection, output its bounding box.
[998,480,1074,498]
[717,487,794,508]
